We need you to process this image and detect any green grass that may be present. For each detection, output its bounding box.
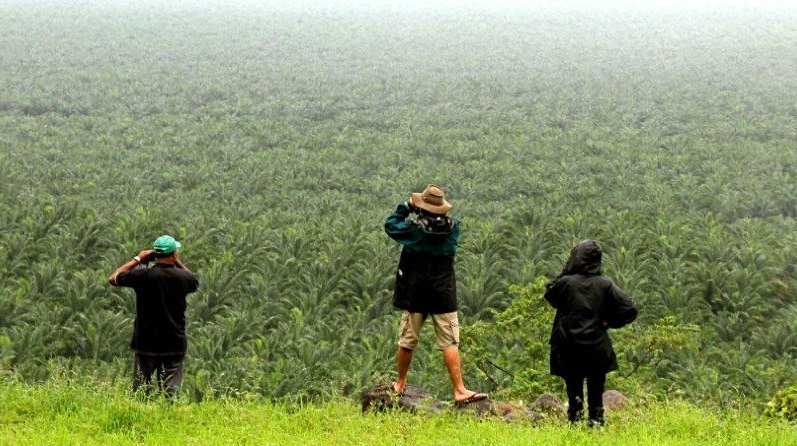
[1,381,794,446]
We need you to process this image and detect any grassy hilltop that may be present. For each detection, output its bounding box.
[1,380,795,446]
[1,0,797,416]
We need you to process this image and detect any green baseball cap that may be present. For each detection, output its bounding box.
[152,235,182,255]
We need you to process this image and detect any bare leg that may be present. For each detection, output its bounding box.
[395,346,414,394]
[442,346,486,402]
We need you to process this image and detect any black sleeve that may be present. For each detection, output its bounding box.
[544,278,565,309]
[185,274,199,293]
[178,270,198,293]
[115,269,142,288]
[604,281,638,329]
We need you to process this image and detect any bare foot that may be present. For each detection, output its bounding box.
[454,390,488,405]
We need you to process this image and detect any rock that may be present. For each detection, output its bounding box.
[361,383,441,414]
[490,400,519,416]
[362,384,617,424]
[603,389,630,411]
[360,383,395,413]
[451,397,493,416]
[528,392,566,420]
[453,397,537,421]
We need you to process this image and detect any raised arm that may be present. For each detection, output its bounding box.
[108,249,154,286]
[174,257,191,273]
[384,201,424,246]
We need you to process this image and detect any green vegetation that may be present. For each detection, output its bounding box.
[1,379,795,446]
[764,381,797,421]
[1,0,797,415]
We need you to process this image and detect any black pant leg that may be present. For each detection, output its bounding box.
[132,353,156,395]
[586,372,606,425]
[564,374,584,422]
[158,355,185,398]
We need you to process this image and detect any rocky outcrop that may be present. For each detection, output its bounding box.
[361,384,629,422]
[361,383,445,414]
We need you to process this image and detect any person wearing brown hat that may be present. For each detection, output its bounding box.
[384,184,488,405]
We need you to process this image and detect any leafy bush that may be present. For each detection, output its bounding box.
[764,382,797,421]
[461,277,561,400]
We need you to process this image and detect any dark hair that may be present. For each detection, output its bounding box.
[152,251,175,259]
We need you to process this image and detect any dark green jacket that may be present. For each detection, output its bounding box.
[384,202,459,255]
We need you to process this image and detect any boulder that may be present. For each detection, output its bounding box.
[528,392,566,420]
[361,383,444,414]
[451,397,525,419]
[602,389,630,411]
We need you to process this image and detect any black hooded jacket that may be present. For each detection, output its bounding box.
[544,240,638,377]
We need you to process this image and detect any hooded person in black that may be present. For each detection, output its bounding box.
[544,239,638,425]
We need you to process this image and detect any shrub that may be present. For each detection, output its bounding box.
[764,382,797,421]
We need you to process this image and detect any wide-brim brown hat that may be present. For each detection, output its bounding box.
[410,184,452,215]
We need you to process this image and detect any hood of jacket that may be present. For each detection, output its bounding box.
[560,239,602,276]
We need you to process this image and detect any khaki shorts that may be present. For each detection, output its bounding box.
[397,311,460,351]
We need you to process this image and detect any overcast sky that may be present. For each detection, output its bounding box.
[378,0,792,7]
[9,0,792,9]
[246,0,797,10]
[6,0,797,13]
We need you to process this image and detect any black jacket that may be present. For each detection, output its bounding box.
[544,240,638,377]
[393,251,457,314]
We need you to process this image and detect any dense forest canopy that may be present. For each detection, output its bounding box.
[1,0,796,405]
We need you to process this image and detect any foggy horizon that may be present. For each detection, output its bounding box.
[4,0,797,12]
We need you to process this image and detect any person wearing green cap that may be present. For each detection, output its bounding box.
[108,235,198,398]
